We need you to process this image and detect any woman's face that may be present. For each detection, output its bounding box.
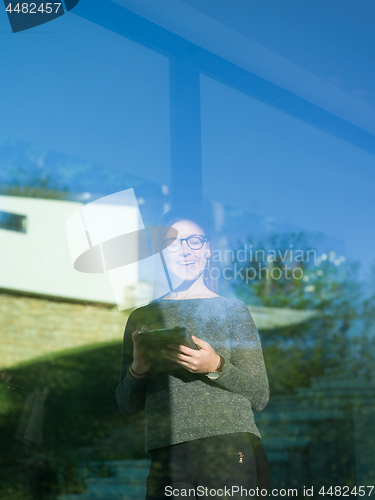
[163,219,210,284]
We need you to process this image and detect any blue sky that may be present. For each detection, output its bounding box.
[0,0,374,282]
[182,0,375,106]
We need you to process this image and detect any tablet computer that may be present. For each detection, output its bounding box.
[136,327,199,371]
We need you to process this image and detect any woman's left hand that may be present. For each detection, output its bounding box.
[161,335,220,374]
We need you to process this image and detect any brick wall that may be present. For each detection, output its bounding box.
[0,292,129,368]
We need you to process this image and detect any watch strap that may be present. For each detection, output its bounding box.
[216,355,225,374]
[207,355,225,375]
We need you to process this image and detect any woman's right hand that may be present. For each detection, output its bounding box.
[131,326,152,376]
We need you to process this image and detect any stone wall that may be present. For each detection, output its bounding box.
[0,291,129,368]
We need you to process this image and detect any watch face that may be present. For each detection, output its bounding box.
[206,371,220,380]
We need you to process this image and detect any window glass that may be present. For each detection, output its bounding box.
[201,74,375,491]
[0,11,170,500]
[1,1,374,498]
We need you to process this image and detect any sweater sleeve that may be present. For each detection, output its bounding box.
[213,300,269,411]
[115,311,148,417]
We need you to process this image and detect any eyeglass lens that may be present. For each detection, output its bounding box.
[164,236,205,252]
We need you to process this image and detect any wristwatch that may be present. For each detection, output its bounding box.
[206,355,225,380]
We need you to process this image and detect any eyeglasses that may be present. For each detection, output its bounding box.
[163,235,208,253]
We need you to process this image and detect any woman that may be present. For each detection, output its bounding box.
[116,207,270,499]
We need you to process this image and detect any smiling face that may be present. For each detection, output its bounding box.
[163,219,210,285]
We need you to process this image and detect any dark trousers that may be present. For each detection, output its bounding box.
[146,433,270,499]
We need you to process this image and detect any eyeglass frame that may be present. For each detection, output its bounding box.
[163,235,209,253]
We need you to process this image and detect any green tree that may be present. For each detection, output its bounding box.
[229,232,375,394]
[0,166,70,200]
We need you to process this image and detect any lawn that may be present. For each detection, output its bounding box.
[0,341,146,499]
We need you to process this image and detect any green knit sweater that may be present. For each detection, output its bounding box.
[116,297,269,452]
